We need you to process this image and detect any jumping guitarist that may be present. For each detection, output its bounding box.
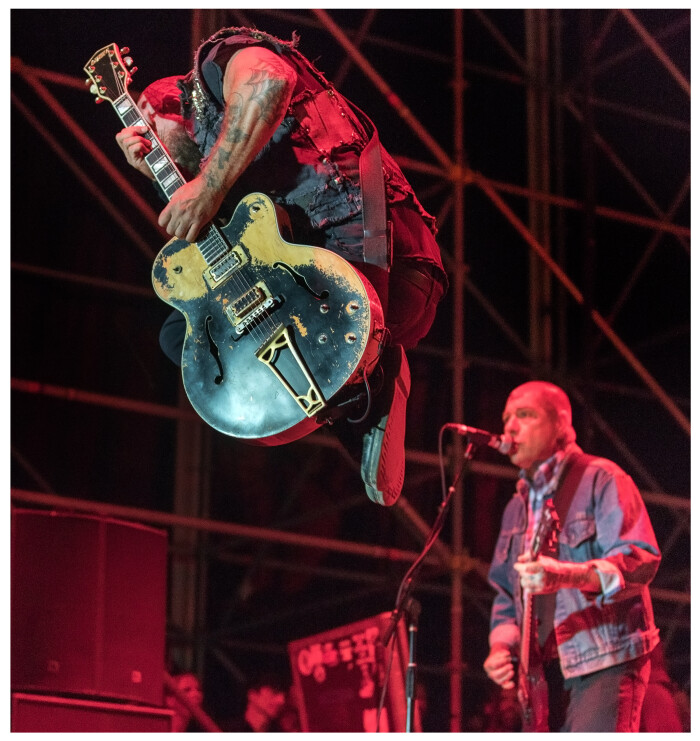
[483,381,661,732]
[103,26,447,506]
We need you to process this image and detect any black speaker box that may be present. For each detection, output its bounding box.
[11,693,173,732]
[11,509,168,706]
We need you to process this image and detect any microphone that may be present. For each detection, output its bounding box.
[445,424,513,455]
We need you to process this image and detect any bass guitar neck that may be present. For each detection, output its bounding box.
[516,498,560,732]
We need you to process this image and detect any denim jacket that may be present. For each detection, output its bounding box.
[488,452,660,679]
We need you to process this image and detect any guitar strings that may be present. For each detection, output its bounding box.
[121,93,276,349]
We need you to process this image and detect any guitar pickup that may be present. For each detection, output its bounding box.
[207,248,243,285]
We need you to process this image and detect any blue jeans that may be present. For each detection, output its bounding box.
[547,654,651,732]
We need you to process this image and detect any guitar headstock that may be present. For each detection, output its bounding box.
[531,498,560,558]
[84,43,137,104]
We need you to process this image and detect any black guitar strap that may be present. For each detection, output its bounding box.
[290,87,391,272]
[535,452,594,656]
[346,99,392,271]
[359,129,390,271]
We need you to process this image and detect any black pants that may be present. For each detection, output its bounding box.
[545,654,651,732]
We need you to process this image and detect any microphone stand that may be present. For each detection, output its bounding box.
[404,598,421,732]
[380,593,421,732]
[378,433,479,732]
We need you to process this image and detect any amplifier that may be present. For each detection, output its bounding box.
[11,693,173,732]
[11,509,168,705]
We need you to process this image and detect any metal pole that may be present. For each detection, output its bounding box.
[10,91,158,260]
[580,10,598,449]
[473,176,690,435]
[311,8,453,171]
[619,10,690,96]
[13,63,162,243]
[525,9,553,371]
[10,489,447,568]
[449,9,466,732]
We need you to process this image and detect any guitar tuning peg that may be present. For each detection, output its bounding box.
[95,97,104,104]
[131,66,138,75]
[89,84,98,95]
[123,56,133,67]
[120,46,130,55]
[84,78,92,86]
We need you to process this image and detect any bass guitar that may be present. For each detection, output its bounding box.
[517,497,560,732]
[84,44,384,445]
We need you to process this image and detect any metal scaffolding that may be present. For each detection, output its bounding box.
[11,8,689,730]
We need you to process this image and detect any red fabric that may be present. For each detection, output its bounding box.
[139,75,185,115]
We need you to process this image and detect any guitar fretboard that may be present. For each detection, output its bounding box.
[520,591,533,674]
[112,93,230,267]
[114,94,184,199]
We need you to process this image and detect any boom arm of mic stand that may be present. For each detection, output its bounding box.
[445,439,476,501]
[382,431,473,729]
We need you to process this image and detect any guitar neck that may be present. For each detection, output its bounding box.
[111,92,229,266]
[520,590,533,674]
[112,93,186,198]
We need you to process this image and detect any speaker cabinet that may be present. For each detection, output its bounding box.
[11,693,173,732]
[11,509,168,706]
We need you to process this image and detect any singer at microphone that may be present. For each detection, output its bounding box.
[445,424,513,455]
[482,380,659,733]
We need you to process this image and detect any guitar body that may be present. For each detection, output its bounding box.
[84,46,383,443]
[152,193,384,444]
[518,658,549,732]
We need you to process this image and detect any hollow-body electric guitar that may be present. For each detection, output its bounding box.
[84,44,384,445]
[517,498,560,732]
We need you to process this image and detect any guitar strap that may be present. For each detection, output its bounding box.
[345,100,392,272]
[517,452,593,731]
[359,129,391,271]
[535,452,594,656]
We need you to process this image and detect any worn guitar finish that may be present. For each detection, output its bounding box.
[85,44,384,444]
[152,194,383,443]
[517,498,560,732]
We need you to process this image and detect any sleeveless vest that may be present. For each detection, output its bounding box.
[177,27,437,265]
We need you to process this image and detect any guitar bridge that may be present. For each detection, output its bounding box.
[226,283,281,336]
[257,325,325,417]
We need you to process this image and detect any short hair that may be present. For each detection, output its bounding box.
[508,380,577,447]
[247,671,288,693]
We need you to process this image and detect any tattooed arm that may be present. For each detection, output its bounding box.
[158,46,297,242]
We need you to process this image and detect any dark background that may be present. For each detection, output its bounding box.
[11,8,690,731]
